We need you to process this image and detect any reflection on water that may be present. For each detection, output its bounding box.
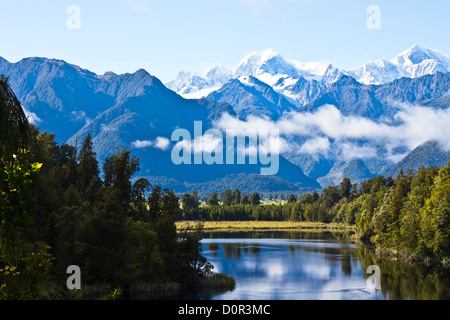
[200,231,450,300]
[356,246,450,300]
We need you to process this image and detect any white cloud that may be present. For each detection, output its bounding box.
[154,136,170,150]
[277,105,393,140]
[391,104,450,150]
[299,137,330,157]
[23,106,42,124]
[214,103,450,161]
[259,134,290,155]
[338,142,377,161]
[182,133,223,155]
[132,139,153,148]
[132,136,171,150]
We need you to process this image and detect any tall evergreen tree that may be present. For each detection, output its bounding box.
[0,75,30,159]
[288,194,297,203]
[162,189,180,219]
[241,193,250,205]
[181,190,199,213]
[191,190,199,208]
[103,148,140,205]
[208,192,220,206]
[421,161,450,258]
[131,178,151,221]
[250,192,261,206]
[148,185,163,219]
[77,133,100,193]
[222,189,233,206]
[80,186,128,284]
[233,188,241,205]
[340,177,352,199]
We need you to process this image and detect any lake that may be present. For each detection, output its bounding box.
[200,231,450,300]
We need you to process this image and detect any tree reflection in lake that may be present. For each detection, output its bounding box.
[356,246,450,300]
[201,231,450,300]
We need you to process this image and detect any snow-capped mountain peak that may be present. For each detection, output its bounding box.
[236,48,279,70]
[395,44,449,65]
[165,65,233,99]
[234,48,299,79]
[288,60,344,85]
[165,45,450,102]
[348,45,450,85]
[206,64,233,83]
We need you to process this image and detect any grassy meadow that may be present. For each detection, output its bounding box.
[176,220,355,233]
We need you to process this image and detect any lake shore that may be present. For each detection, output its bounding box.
[176,220,356,233]
[374,247,450,268]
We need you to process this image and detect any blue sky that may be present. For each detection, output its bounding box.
[0,0,449,82]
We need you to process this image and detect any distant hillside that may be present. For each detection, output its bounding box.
[2,53,450,193]
[206,76,295,120]
[386,140,450,177]
[304,72,450,118]
[317,158,374,188]
[142,173,315,197]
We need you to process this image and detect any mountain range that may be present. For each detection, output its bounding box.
[166,45,450,103]
[1,45,449,195]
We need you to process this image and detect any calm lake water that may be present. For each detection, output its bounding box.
[200,231,450,300]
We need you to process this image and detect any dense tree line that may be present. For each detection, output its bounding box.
[180,181,352,222]
[2,72,449,302]
[356,166,450,263]
[0,76,218,299]
[180,164,450,263]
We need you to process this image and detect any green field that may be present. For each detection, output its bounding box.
[176,220,355,232]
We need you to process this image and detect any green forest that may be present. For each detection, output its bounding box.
[1,73,450,300]
[0,76,233,299]
[180,162,450,264]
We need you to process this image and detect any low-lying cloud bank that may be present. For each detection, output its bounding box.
[213,103,450,161]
